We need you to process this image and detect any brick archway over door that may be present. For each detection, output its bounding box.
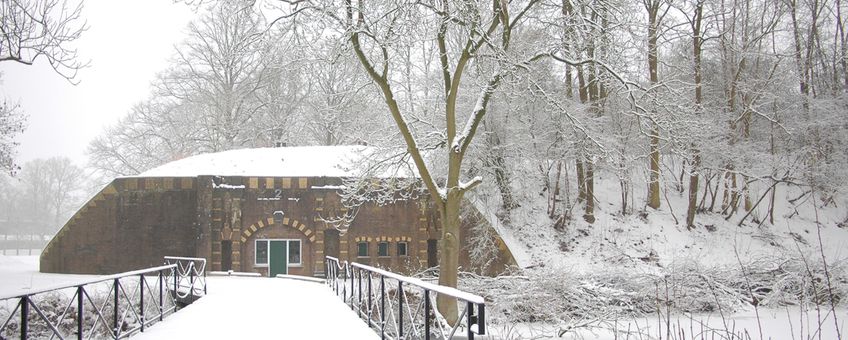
[240,216,316,243]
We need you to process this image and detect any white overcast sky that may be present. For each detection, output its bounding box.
[0,0,198,166]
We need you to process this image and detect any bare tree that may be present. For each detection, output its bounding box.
[0,0,86,175]
[156,0,272,151]
[276,0,545,323]
[0,0,87,81]
[89,0,303,175]
[643,0,671,210]
[0,98,25,175]
[6,157,87,235]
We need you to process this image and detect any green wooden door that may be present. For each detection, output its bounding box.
[269,240,288,277]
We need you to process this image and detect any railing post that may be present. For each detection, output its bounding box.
[159,271,164,321]
[424,289,430,340]
[140,274,145,332]
[466,301,475,340]
[77,286,83,340]
[189,262,195,305]
[203,261,207,295]
[357,267,362,317]
[332,262,337,294]
[20,296,28,340]
[367,272,373,327]
[380,275,385,340]
[398,281,404,339]
[348,263,353,310]
[342,263,347,304]
[478,303,486,335]
[113,278,120,338]
[173,267,178,311]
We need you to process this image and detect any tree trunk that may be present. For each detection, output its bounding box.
[620,176,629,215]
[584,160,595,223]
[710,172,722,212]
[646,0,662,210]
[550,161,562,218]
[437,188,462,325]
[483,122,517,214]
[686,154,700,229]
[648,128,661,209]
[576,159,586,203]
[839,0,848,91]
[687,0,704,229]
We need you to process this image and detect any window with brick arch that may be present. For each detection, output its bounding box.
[357,242,369,257]
[377,242,389,257]
[397,242,408,257]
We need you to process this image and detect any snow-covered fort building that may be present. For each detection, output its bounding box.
[40,146,516,277]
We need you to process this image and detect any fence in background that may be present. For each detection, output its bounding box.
[0,235,50,255]
[325,256,486,340]
[0,256,207,339]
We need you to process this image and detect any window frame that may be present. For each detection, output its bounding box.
[288,239,302,266]
[397,241,408,257]
[254,239,302,267]
[255,239,269,266]
[377,241,390,257]
[357,241,369,258]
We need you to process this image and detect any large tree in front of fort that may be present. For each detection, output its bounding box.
[276,0,543,323]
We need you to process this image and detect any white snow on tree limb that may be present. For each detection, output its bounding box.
[451,71,501,154]
[459,176,483,191]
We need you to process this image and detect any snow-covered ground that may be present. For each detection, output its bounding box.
[487,307,847,339]
[464,163,848,339]
[0,255,98,298]
[131,276,379,340]
[477,171,848,273]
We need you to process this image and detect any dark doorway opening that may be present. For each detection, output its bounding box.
[427,239,438,268]
[324,229,340,273]
[221,240,232,271]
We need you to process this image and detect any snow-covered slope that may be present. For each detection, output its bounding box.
[473,168,848,273]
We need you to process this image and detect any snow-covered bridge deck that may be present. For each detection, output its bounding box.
[132,276,378,339]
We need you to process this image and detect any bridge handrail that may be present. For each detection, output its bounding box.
[162,256,207,264]
[349,260,485,305]
[325,256,486,340]
[0,256,207,339]
[164,256,208,301]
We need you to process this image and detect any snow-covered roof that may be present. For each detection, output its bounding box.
[133,145,416,178]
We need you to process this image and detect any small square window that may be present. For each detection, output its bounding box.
[378,242,389,257]
[357,242,369,257]
[397,242,408,257]
[255,240,268,265]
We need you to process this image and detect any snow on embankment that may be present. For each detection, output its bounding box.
[467,193,532,269]
[476,167,848,273]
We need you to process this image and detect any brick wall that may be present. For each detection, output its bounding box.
[40,177,198,274]
[41,175,517,277]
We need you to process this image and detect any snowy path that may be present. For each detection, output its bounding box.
[131,276,379,340]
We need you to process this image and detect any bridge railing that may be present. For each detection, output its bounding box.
[0,256,207,339]
[325,256,486,340]
[163,256,207,305]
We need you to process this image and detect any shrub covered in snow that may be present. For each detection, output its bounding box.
[458,255,847,326]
